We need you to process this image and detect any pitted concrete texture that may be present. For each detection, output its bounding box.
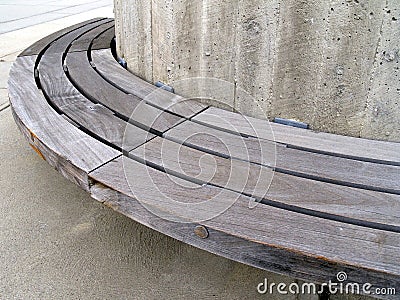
[114,0,400,142]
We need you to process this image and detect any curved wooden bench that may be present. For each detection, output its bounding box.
[8,18,400,296]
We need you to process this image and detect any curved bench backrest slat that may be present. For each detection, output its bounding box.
[164,120,400,195]
[69,20,114,53]
[9,56,119,190]
[89,155,400,285]
[91,26,115,51]
[91,48,207,118]
[130,135,400,228]
[38,21,156,151]
[193,107,400,166]
[18,18,105,57]
[66,51,182,134]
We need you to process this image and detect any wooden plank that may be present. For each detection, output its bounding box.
[89,156,400,292]
[131,136,400,227]
[68,20,114,53]
[60,101,155,151]
[193,107,400,165]
[91,49,154,96]
[8,56,119,190]
[18,18,105,57]
[65,51,139,110]
[91,26,115,51]
[131,137,273,199]
[43,19,112,55]
[165,121,400,194]
[66,51,182,134]
[90,49,208,118]
[39,53,155,151]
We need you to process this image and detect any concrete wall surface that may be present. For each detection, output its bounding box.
[114,0,400,142]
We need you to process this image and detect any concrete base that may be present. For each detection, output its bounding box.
[114,0,400,142]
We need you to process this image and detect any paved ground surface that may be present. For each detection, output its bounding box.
[0,2,366,300]
[0,0,112,34]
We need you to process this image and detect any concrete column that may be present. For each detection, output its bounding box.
[114,0,399,140]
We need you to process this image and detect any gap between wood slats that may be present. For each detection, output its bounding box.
[123,150,400,233]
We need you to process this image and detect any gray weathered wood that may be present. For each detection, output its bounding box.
[193,107,400,165]
[69,20,114,52]
[39,53,155,151]
[165,121,400,194]
[91,49,208,118]
[131,136,400,227]
[66,51,182,133]
[42,19,111,55]
[18,18,105,57]
[60,101,155,151]
[89,156,400,295]
[8,56,119,190]
[91,26,115,50]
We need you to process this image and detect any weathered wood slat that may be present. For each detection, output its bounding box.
[60,101,155,151]
[69,20,114,52]
[91,49,153,96]
[18,18,105,57]
[165,121,400,194]
[39,52,155,151]
[89,156,400,292]
[193,107,400,165]
[66,51,182,133]
[41,19,111,55]
[36,19,160,148]
[91,48,208,118]
[8,56,119,190]
[91,185,400,300]
[91,27,115,51]
[130,136,400,227]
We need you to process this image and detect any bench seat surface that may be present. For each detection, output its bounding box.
[8,18,400,295]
